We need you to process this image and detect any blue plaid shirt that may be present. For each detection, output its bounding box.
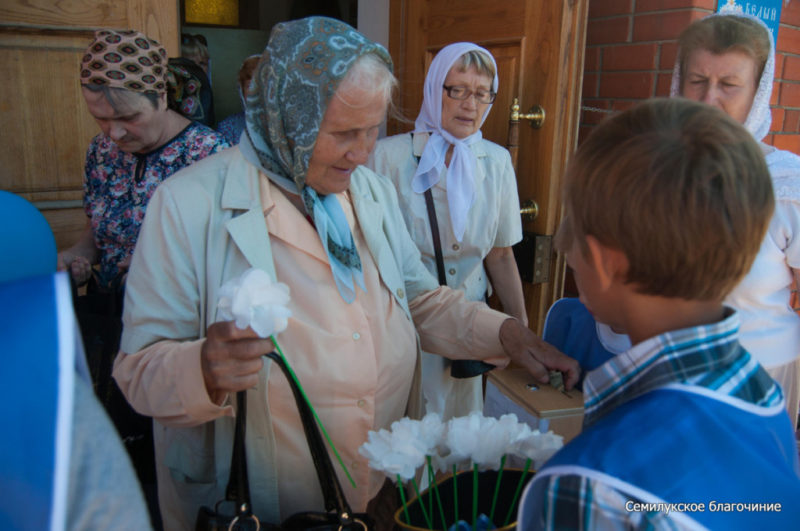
[540,308,784,530]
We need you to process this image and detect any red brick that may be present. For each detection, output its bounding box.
[780,82,800,107]
[773,134,800,155]
[611,100,638,111]
[604,43,658,70]
[636,0,714,12]
[772,82,781,106]
[659,42,678,70]
[782,0,800,27]
[587,16,631,45]
[584,47,601,71]
[633,10,706,42]
[599,72,655,98]
[589,0,633,19]
[777,26,800,55]
[775,53,786,80]
[764,133,775,147]
[583,72,599,98]
[782,55,800,82]
[771,107,785,133]
[581,99,612,125]
[785,110,800,133]
[655,72,674,96]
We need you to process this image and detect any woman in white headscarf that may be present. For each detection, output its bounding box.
[672,11,800,428]
[369,43,525,419]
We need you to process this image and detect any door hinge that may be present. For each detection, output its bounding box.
[512,232,552,284]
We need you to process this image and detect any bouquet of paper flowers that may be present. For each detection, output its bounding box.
[359,411,563,530]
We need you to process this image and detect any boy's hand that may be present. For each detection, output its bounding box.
[499,318,580,390]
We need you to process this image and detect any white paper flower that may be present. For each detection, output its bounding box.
[512,428,563,469]
[471,413,527,470]
[216,268,292,338]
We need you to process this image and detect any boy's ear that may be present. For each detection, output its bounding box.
[585,235,629,291]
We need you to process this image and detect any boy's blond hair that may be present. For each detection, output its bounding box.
[558,98,773,301]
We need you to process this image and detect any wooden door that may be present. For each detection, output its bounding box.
[0,0,180,251]
[389,0,588,333]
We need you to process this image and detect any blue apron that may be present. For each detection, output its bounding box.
[518,385,800,529]
[0,273,79,531]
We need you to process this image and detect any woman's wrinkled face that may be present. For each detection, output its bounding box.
[305,83,387,195]
[81,87,167,154]
[440,65,493,139]
[681,48,759,124]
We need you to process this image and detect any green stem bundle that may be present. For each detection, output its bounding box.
[503,457,532,527]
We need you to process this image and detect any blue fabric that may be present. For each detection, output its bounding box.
[0,191,56,283]
[302,186,365,302]
[0,274,60,530]
[543,298,617,374]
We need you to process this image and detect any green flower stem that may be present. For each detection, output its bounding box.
[472,463,479,530]
[427,456,446,530]
[269,337,356,488]
[489,455,506,525]
[427,457,434,523]
[452,464,459,526]
[397,475,411,525]
[411,478,433,529]
[503,457,532,527]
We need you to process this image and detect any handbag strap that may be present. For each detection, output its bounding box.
[224,390,252,513]
[264,351,355,519]
[423,188,448,286]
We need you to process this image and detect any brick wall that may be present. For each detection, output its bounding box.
[581,0,800,154]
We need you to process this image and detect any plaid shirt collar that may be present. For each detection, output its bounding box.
[582,307,782,427]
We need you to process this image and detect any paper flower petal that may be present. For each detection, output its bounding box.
[216,268,292,338]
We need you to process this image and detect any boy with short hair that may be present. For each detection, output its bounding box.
[518,98,800,529]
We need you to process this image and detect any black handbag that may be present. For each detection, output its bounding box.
[196,351,373,531]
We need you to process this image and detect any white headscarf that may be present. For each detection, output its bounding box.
[412,42,499,242]
[669,8,775,142]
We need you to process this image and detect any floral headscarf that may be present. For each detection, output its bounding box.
[80,29,168,94]
[670,8,774,142]
[241,16,393,303]
[412,43,498,242]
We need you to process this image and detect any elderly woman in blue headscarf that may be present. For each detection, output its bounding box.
[369,43,526,420]
[112,17,577,529]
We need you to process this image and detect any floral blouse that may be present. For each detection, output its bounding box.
[84,122,229,289]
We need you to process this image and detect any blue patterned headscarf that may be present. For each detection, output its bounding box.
[242,17,393,303]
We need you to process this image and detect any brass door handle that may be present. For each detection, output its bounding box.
[510,97,545,129]
[520,199,539,221]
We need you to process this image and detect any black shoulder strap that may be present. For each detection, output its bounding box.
[414,133,447,287]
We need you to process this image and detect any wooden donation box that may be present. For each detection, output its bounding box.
[485,368,584,443]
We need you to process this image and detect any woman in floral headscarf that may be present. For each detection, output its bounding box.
[672,11,800,428]
[56,29,228,292]
[113,16,577,530]
[369,43,526,420]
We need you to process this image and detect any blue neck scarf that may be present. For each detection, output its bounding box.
[243,16,392,303]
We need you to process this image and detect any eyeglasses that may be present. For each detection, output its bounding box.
[442,85,496,104]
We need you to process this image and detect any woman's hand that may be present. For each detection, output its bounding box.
[57,251,93,286]
[498,318,580,390]
[201,321,274,403]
